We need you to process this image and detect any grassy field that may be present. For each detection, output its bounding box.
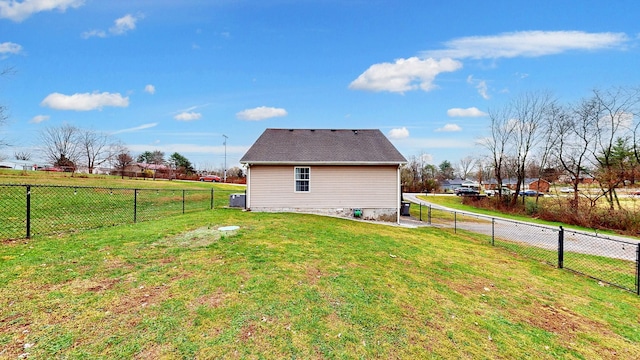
[0,169,245,191]
[0,169,246,240]
[1,183,640,358]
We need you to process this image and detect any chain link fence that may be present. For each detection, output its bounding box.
[1,184,245,240]
[410,201,640,295]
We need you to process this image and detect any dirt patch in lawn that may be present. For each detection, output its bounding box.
[190,288,227,309]
[152,226,238,248]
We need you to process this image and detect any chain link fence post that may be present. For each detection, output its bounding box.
[558,226,564,269]
[210,189,214,210]
[26,185,31,239]
[636,244,640,296]
[491,218,495,246]
[182,190,186,214]
[419,203,422,221]
[428,205,431,225]
[134,189,138,223]
[454,211,457,233]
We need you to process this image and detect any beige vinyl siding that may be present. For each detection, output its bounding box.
[249,165,398,209]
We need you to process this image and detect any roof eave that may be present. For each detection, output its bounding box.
[240,160,407,166]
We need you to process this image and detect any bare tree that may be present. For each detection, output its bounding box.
[78,129,112,174]
[507,91,556,206]
[531,102,563,203]
[480,106,514,200]
[456,156,475,180]
[474,157,493,187]
[14,151,31,161]
[590,87,639,210]
[556,97,599,208]
[39,124,81,171]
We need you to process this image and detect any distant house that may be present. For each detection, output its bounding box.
[0,160,37,170]
[485,178,551,193]
[240,129,407,222]
[441,178,480,193]
[123,163,170,178]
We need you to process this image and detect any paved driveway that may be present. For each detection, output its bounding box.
[403,193,639,262]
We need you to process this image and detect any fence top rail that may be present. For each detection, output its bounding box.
[0,183,212,192]
[564,228,640,246]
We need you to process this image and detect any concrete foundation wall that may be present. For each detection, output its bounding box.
[249,207,398,222]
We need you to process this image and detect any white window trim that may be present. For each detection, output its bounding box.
[294,166,310,193]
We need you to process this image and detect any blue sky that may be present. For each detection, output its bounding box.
[1,0,639,170]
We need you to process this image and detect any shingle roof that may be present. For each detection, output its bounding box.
[240,129,407,164]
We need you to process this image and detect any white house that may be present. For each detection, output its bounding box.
[240,129,407,222]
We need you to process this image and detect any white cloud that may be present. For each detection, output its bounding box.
[82,13,141,39]
[419,153,433,164]
[41,92,129,111]
[447,107,487,117]
[388,127,410,139]
[467,75,490,99]
[236,106,288,121]
[144,84,155,94]
[476,80,489,99]
[111,123,157,135]
[0,42,22,56]
[423,31,629,60]
[349,57,462,93]
[174,112,202,121]
[0,0,84,22]
[81,29,106,39]
[29,114,49,123]
[436,124,462,132]
[110,14,138,35]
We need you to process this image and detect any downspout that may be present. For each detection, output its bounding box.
[397,165,401,224]
[246,164,251,209]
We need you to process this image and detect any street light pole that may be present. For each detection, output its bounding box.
[223,134,228,183]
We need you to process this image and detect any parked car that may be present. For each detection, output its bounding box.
[485,188,512,196]
[456,188,480,196]
[199,174,221,182]
[519,190,544,197]
[559,187,574,193]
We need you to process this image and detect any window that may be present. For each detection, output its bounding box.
[295,167,310,192]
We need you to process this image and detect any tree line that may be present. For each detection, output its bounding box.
[0,122,207,179]
[403,86,640,212]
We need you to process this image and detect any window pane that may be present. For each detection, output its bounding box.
[295,167,309,180]
[296,180,309,192]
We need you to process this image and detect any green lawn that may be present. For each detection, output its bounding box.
[1,208,639,358]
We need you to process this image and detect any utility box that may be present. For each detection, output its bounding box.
[229,193,246,208]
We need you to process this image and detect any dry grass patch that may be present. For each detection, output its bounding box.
[152,225,239,248]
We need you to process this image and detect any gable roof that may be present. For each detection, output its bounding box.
[240,128,407,165]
